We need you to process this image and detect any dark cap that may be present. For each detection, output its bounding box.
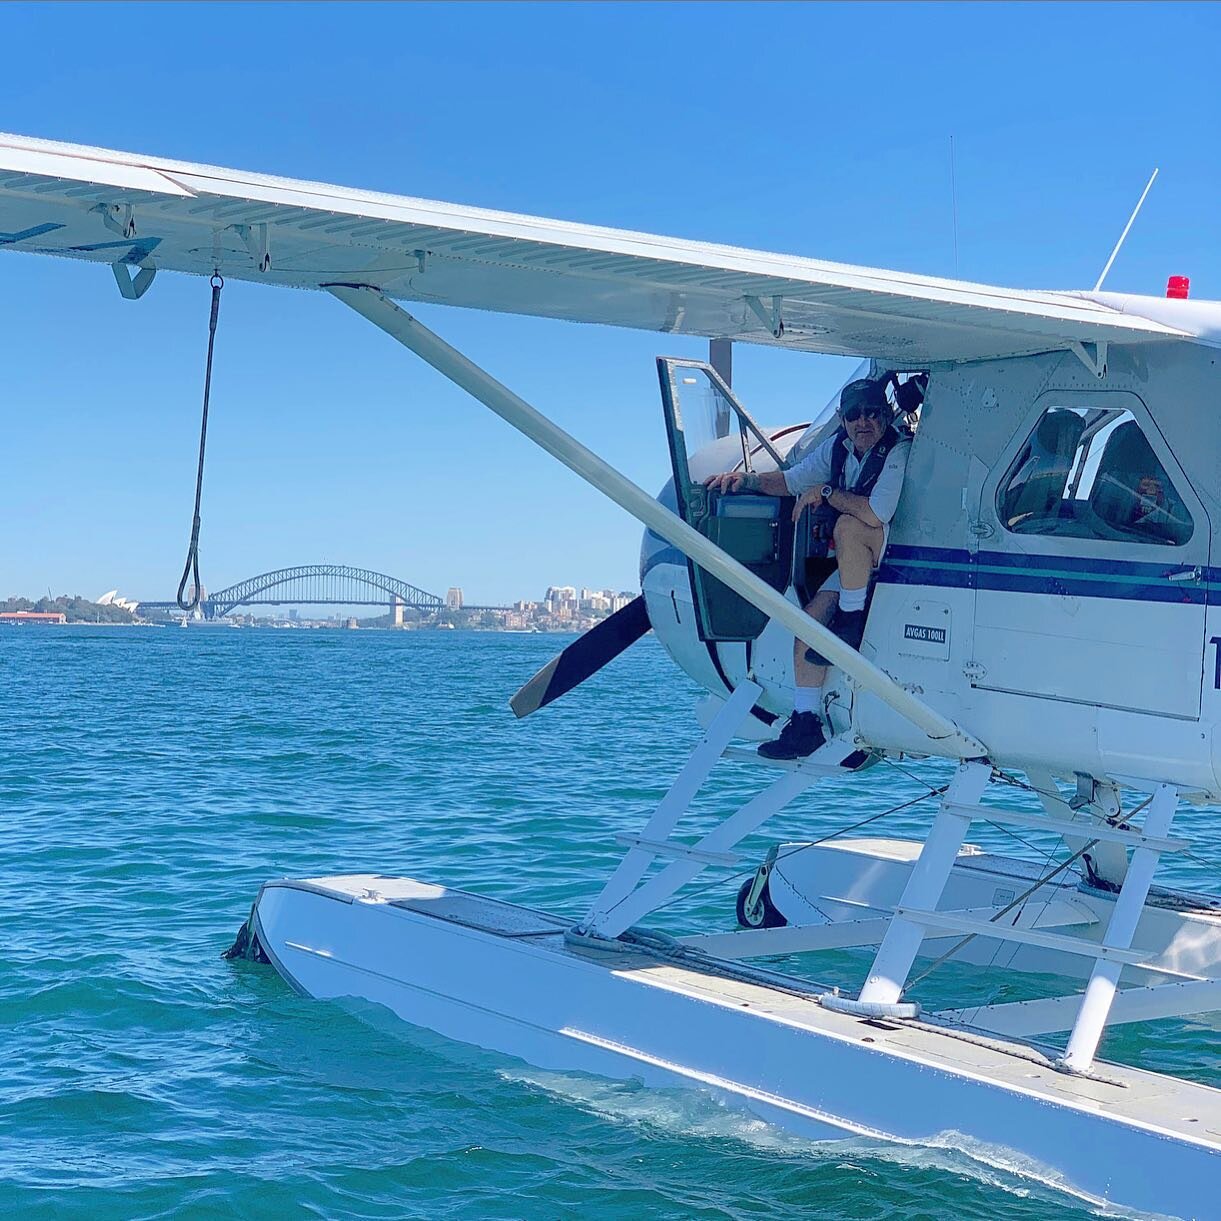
[839,378,890,415]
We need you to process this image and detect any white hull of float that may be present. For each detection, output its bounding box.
[251,873,1221,1218]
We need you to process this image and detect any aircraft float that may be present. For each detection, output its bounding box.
[3,133,1220,1217]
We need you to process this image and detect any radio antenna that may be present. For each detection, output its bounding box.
[949,135,960,277]
[1093,167,1159,293]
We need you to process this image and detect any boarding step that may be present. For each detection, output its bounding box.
[724,739,870,776]
[940,801,1189,854]
[894,905,1152,966]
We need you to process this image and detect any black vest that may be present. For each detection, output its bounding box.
[828,424,902,497]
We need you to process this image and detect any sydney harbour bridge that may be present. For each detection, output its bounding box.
[137,564,468,620]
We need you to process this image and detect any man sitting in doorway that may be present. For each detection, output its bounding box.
[705,377,912,759]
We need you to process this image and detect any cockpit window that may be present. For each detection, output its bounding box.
[998,405,1193,546]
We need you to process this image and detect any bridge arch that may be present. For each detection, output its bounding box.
[205,564,444,618]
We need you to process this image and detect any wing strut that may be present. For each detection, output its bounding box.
[326,284,987,760]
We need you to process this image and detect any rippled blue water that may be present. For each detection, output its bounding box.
[2,627,1217,1218]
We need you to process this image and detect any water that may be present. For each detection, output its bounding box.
[2,627,1217,1218]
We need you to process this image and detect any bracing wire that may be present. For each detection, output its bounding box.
[905,783,1159,992]
[905,837,1101,992]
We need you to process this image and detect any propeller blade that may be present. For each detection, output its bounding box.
[510,595,651,718]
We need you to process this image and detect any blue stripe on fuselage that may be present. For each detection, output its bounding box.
[878,544,1215,605]
[640,536,1216,607]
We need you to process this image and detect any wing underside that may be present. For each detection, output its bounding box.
[0,132,1187,364]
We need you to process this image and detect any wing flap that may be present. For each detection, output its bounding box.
[0,131,1189,362]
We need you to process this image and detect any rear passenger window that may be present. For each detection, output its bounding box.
[997,405,1193,546]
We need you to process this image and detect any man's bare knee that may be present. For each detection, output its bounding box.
[833,515,882,567]
[833,513,875,545]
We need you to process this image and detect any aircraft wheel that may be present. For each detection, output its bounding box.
[735,877,787,929]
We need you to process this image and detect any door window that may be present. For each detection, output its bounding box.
[656,358,794,642]
[997,405,1193,546]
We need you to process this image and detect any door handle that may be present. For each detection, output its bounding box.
[1166,566,1202,583]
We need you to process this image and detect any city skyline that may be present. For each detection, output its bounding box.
[3,579,639,614]
[4,575,638,610]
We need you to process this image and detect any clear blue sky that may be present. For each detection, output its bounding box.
[3,1,1219,605]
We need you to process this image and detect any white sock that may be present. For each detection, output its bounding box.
[793,686,821,715]
[839,586,867,613]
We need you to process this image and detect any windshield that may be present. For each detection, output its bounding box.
[783,359,873,466]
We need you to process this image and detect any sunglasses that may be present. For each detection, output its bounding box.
[843,404,885,423]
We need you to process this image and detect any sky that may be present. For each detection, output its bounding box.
[3,1,1221,606]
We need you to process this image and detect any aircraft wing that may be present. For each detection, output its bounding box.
[0,132,1189,363]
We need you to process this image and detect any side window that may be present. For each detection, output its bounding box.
[997,405,1193,546]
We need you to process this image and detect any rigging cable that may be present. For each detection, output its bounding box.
[176,273,224,611]
[905,786,1158,996]
[904,836,1101,993]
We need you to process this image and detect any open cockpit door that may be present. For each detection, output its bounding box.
[657,358,795,642]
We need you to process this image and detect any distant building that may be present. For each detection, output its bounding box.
[0,611,66,625]
[96,589,140,613]
[446,587,464,609]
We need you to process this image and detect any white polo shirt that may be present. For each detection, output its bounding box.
[783,431,912,524]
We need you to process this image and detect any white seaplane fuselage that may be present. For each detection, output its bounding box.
[643,339,1221,800]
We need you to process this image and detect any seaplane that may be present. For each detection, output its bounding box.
[4,132,1221,1217]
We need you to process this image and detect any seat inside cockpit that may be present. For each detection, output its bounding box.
[998,405,1193,547]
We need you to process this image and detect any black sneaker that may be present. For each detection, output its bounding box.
[758,711,827,760]
[805,608,868,665]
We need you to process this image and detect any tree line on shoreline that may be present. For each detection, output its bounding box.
[1,595,135,624]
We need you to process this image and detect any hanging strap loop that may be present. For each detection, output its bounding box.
[176,274,224,611]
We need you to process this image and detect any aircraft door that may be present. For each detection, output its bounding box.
[656,358,795,643]
[974,391,1210,719]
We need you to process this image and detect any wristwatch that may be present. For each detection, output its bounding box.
[820,484,835,502]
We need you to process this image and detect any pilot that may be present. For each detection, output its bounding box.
[705,377,912,759]
[1128,474,1166,530]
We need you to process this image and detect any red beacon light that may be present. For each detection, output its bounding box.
[1166,275,1191,299]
